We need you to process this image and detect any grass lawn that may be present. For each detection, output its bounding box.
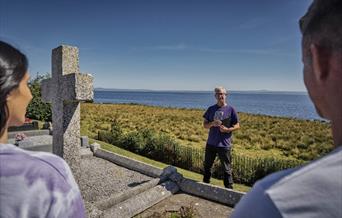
[90,138,251,193]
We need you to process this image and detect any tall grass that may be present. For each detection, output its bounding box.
[81,103,334,162]
[97,121,303,185]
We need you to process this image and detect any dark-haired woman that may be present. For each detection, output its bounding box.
[0,41,85,218]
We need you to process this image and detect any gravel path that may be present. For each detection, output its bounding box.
[9,135,233,217]
[79,155,154,216]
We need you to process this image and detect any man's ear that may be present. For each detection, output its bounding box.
[310,43,331,81]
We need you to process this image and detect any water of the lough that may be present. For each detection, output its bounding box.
[94,90,322,121]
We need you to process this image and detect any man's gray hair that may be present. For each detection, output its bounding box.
[300,0,342,53]
[214,86,227,94]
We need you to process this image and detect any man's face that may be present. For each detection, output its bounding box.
[215,90,227,105]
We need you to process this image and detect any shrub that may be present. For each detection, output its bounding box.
[110,118,124,145]
[124,131,144,153]
[99,121,305,185]
[98,131,115,144]
[140,128,158,156]
[26,74,52,121]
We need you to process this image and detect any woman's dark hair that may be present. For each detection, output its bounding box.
[0,41,28,136]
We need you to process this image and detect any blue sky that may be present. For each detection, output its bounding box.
[0,0,312,91]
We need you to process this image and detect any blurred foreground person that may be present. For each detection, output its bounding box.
[232,1,342,217]
[0,41,85,218]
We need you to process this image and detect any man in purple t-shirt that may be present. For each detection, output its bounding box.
[203,86,240,189]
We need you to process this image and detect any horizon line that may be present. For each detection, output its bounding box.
[94,87,308,93]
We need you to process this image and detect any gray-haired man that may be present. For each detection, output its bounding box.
[203,87,240,189]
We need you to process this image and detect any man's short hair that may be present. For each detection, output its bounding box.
[214,86,227,94]
[300,0,342,52]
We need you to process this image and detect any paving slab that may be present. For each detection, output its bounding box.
[79,155,154,217]
[8,130,50,138]
[135,192,234,218]
[8,135,52,147]
[104,180,179,218]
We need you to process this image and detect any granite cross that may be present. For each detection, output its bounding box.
[41,45,93,182]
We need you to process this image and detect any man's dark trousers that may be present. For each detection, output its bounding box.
[203,145,233,189]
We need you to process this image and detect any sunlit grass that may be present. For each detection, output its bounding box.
[82,103,334,162]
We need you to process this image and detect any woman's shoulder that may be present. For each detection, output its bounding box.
[0,144,85,217]
[0,143,75,185]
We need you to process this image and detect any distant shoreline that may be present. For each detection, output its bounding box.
[94,88,308,95]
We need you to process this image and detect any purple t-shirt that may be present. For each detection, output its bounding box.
[0,144,86,218]
[203,104,239,149]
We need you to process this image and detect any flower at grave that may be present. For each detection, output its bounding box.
[14,133,27,146]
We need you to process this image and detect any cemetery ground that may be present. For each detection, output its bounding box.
[22,44,240,218]
[78,145,236,218]
[9,131,236,217]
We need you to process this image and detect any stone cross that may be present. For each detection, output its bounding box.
[41,45,93,182]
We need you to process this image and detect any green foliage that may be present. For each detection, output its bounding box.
[98,120,303,185]
[110,118,124,145]
[81,103,334,162]
[231,154,302,185]
[81,103,334,185]
[26,74,52,121]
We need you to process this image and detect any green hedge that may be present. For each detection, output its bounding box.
[98,121,304,185]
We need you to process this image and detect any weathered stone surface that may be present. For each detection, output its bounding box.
[137,192,234,218]
[42,74,93,102]
[90,142,101,153]
[78,155,154,217]
[81,136,89,148]
[62,74,94,101]
[8,121,39,132]
[42,122,52,130]
[41,79,53,103]
[103,181,179,218]
[8,130,50,139]
[95,178,161,210]
[17,139,34,148]
[176,178,244,207]
[8,133,52,152]
[94,148,163,178]
[91,146,245,207]
[41,45,93,182]
[52,45,79,76]
[160,165,177,181]
[80,147,93,159]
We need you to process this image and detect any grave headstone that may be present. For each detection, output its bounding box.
[81,136,89,148]
[8,121,39,132]
[41,45,93,181]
